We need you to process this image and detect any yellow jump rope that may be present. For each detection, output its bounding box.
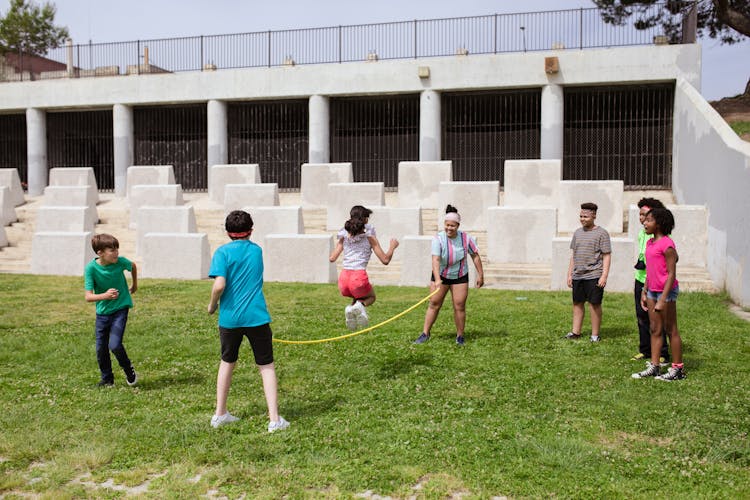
[272,287,441,345]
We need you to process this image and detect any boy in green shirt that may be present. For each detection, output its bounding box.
[84,234,138,387]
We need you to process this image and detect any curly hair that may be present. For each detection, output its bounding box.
[648,207,675,236]
[637,197,665,210]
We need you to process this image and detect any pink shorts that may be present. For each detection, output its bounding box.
[338,269,373,299]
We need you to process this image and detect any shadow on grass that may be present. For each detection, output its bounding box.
[133,373,207,391]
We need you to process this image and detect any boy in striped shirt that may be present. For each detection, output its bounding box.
[564,202,611,342]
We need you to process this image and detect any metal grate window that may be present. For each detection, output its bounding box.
[0,114,27,187]
[47,110,114,190]
[134,104,207,191]
[228,100,308,190]
[442,89,541,185]
[563,84,674,189]
[331,95,419,188]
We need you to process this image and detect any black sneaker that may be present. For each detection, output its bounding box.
[456,335,465,346]
[125,366,138,386]
[656,366,686,381]
[563,332,581,340]
[631,361,660,379]
[97,379,114,388]
[413,333,430,344]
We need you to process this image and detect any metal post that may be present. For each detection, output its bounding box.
[200,35,204,71]
[579,8,583,50]
[338,26,342,63]
[268,30,272,67]
[494,14,498,54]
[137,40,141,74]
[414,19,418,58]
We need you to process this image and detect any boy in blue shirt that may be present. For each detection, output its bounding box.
[84,233,138,387]
[207,210,289,432]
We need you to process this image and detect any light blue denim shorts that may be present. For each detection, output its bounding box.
[646,285,679,302]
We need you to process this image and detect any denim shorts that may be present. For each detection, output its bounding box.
[646,286,679,302]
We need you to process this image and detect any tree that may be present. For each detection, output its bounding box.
[593,0,750,44]
[0,0,68,56]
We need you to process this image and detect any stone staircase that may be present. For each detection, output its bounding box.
[0,192,718,292]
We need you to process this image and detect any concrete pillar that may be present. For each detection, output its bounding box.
[308,95,329,164]
[420,90,441,161]
[207,99,228,169]
[113,104,134,197]
[26,108,47,196]
[540,84,564,160]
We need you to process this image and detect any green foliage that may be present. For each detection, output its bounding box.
[730,120,750,136]
[593,0,750,44]
[0,0,68,56]
[0,275,749,498]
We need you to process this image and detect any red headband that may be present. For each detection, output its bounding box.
[228,231,251,238]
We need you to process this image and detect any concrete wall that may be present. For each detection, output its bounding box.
[672,78,750,307]
[0,45,699,110]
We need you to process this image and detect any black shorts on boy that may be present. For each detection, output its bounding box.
[219,323,274,365]
[572,278,604,304]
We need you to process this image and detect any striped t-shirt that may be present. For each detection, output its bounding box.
[570,225,611,280]
[431,230,479,280]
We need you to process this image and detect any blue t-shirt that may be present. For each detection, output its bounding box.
[431,230,478,280]
[209,239,271,329]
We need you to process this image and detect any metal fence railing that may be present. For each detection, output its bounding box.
[1,3,692,82]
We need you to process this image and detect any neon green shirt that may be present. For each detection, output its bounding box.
[634,229,653,283]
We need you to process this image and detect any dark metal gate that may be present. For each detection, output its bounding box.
[563,83,674,189]
[228,100,308,190]
[134,104,207,191]
[0,114,27,187]
[442,89,541,185]
[331,94,419,188]
[47,110,114,190]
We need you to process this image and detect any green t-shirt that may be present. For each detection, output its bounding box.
[634,229,653,283]
[84,256,134,315]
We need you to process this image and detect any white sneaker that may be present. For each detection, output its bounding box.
[352,301,369,329]
[268,416,290,433]
[344,305,357,331]
[210,412,240,428]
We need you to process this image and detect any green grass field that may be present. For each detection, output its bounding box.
[1,274,748,498]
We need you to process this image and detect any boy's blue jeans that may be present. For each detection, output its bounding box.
[95,307,132,382]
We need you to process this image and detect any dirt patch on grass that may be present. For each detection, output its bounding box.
[710,93,750,141]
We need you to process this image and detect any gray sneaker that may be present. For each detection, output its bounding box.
[211,412,240,428]
[631,361,660,379]
[268,416,290,433]
[656,366,686,381]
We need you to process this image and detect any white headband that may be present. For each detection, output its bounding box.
[444,212,461,223]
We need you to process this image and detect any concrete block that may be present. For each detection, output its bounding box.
[367,207,421,261]
[0,168,25,206]
[0,186,17,226]
[31,231,95,276]
[136,206,197,256]
[240,206,304,254]
[486,207,557,263]
[399,236,433,286]
[264,234,336,283]
[300,162,353,208]
[209,164,261,204]
[126,165,175,199]
[551,236,631,293]
[43,185,98,209]
[558,180,624,234]
[224,183,279,213]
[436,181,500,231]
[0,226,7,247]
[397,161,452,208]
[141,233,210,279]
[129,184,184,228]
[36,206,96,232]
[628,204,708,268]
[504,159,561,207]
[48,167,99,203]
[326,182,385,230]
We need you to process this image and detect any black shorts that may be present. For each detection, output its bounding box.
[219,323,274,365]
[572,278,604,305]
[430,273,469,286]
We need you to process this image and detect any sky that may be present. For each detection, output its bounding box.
[3,0,749,100]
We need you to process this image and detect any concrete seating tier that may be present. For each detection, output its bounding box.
[136,206,197,256]
[486,207,557,263]
[126,165,176,199]
[225,183,279,213]
[36,206,96,232]
[209,164,261,204]
[326,182,385,230]
[557,181,624,234]
[141,233,210,279]
[264,234,336,283]
[43,185,98,209]
[0,226,7,248]
[0,186,17,226]
[0,168,25,206]
[397,161,452,208]
[128,184,184,228]
[301,162,352,208]
[240,206,304,254]
[504,159,561,207]
[31,231,96,276]
[437,181,499,231]
[49,167,99,203]
[366,207,421,261]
